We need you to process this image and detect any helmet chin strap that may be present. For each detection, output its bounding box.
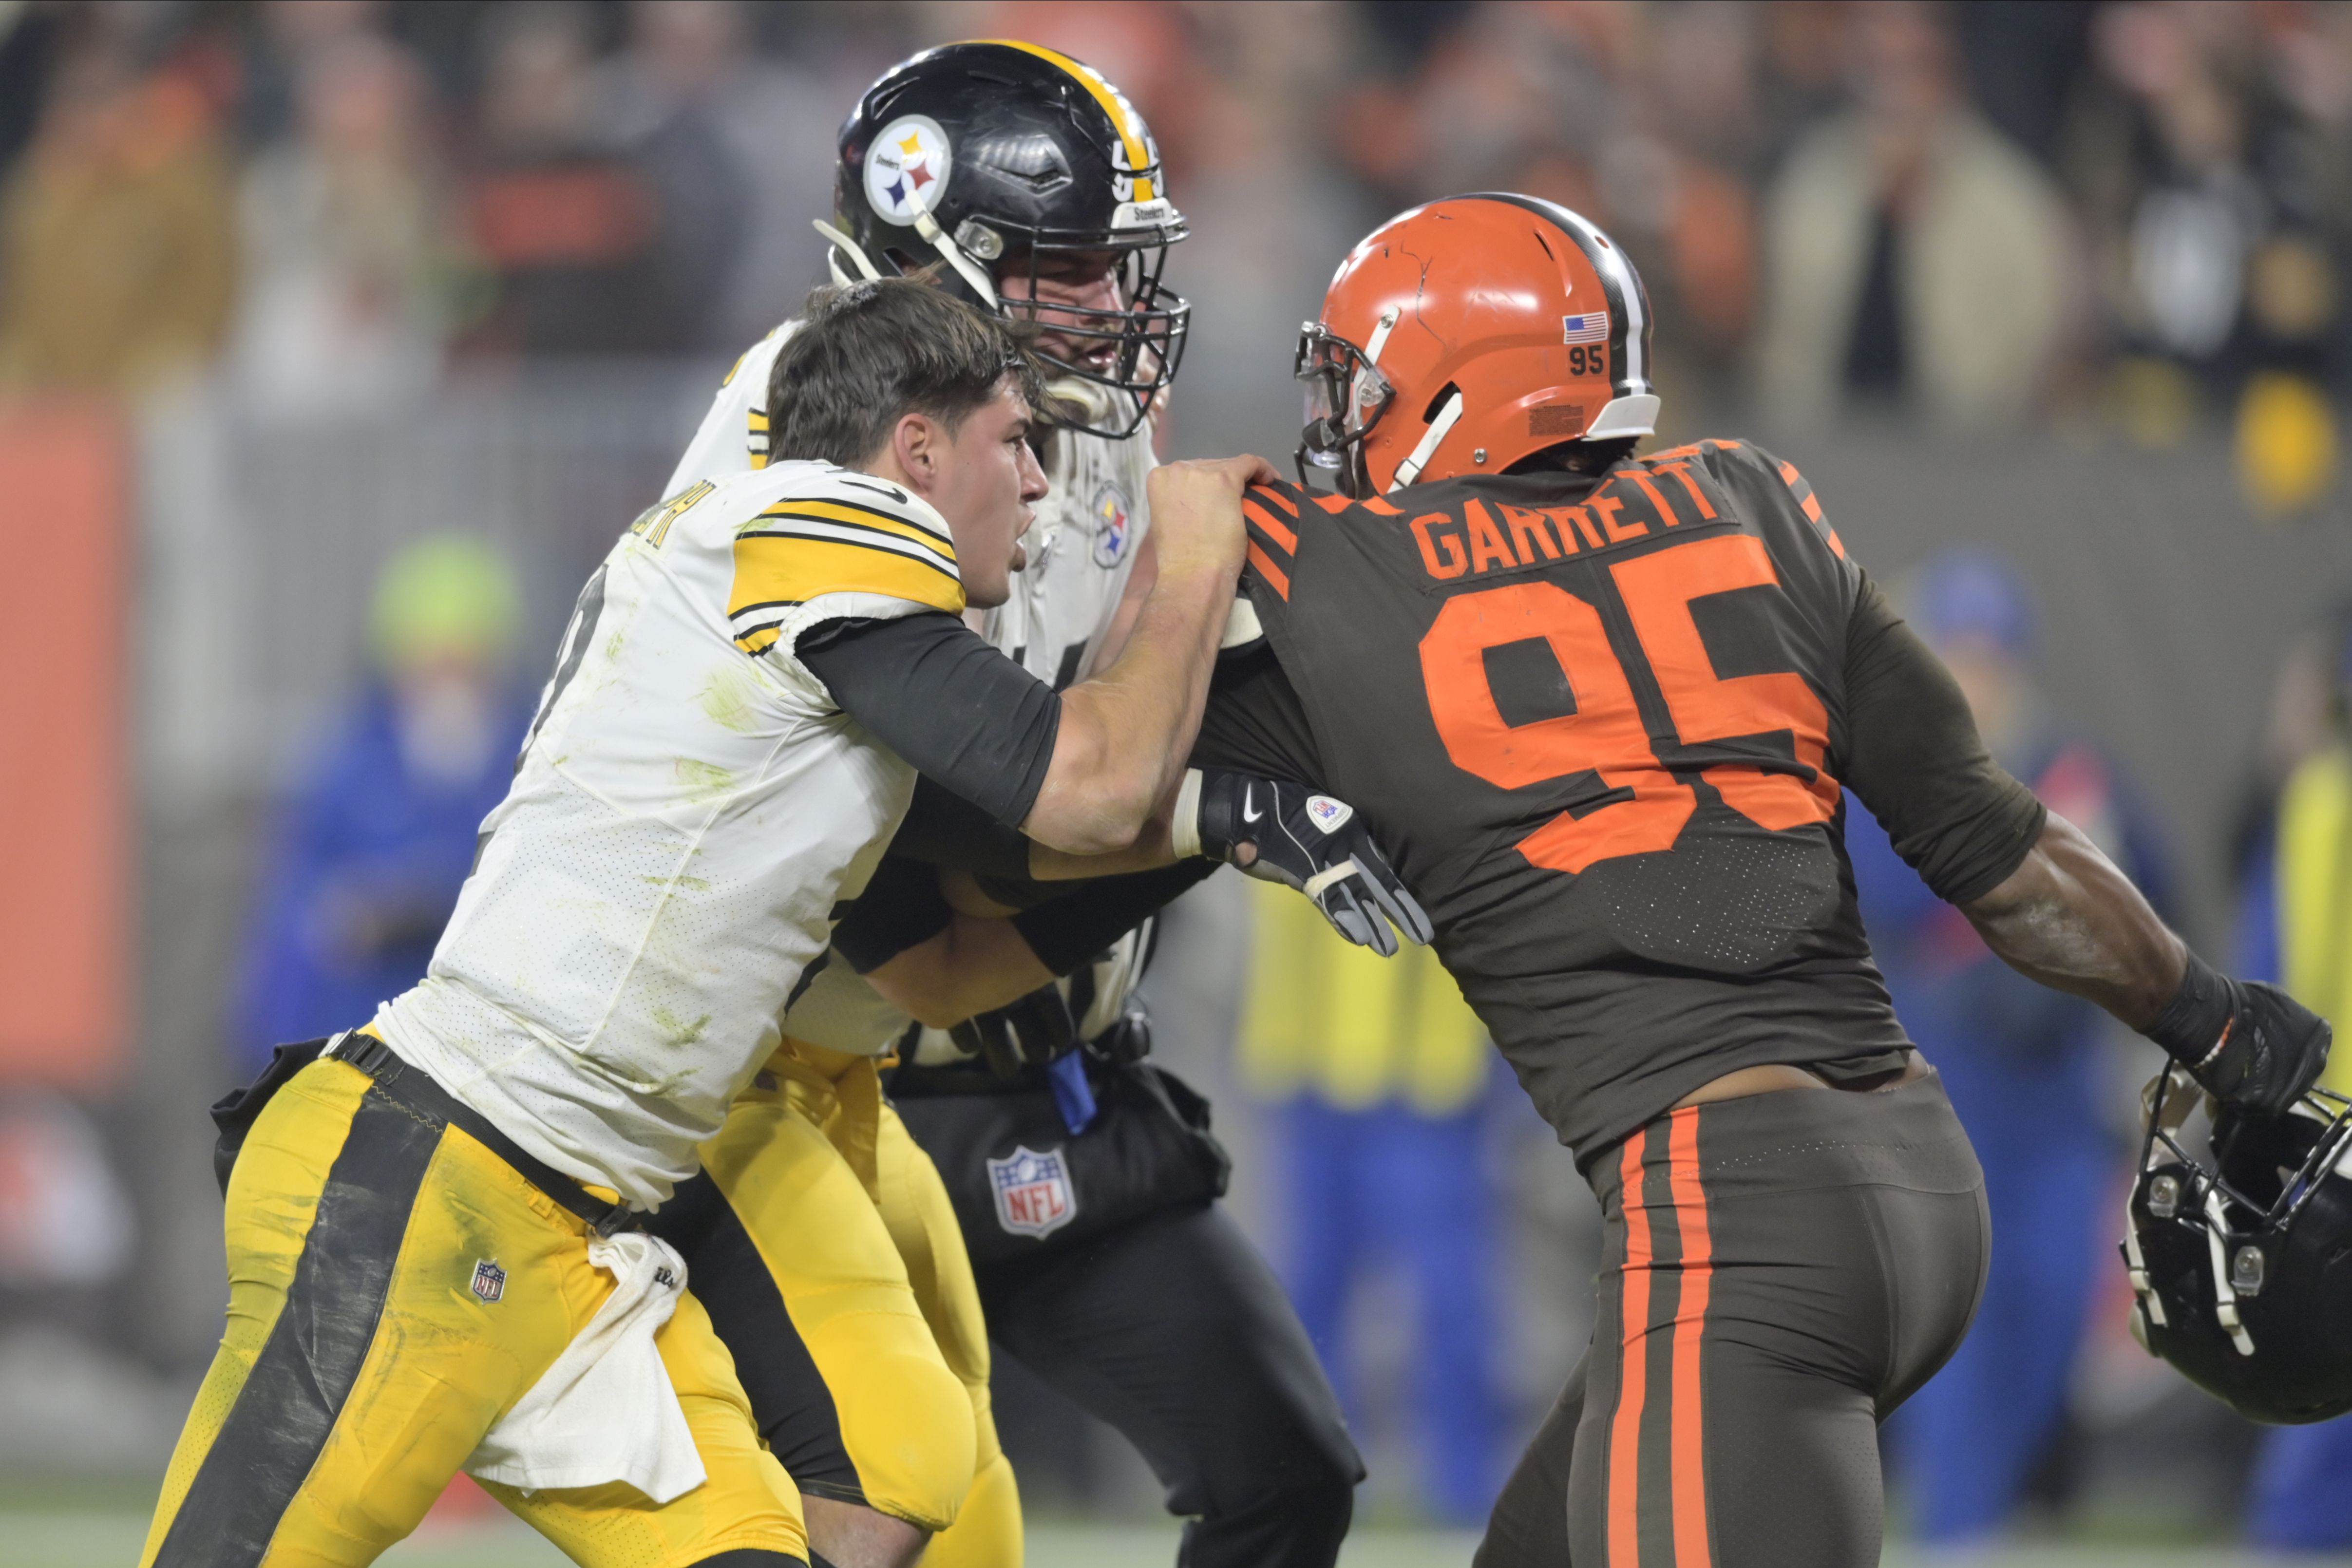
[1389,389,1464,491]
[902,185,1001,309]
[815,220,882,284]
[1043,376,1119,423]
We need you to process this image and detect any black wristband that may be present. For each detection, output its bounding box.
[1010,862,1217,976]
[1191,770,1245,862]
[2144,950,2234,1068]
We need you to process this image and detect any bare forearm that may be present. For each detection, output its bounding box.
[864,913,1053,1028]
[1021,560,1231,853]
[1085,532,1157,678]
[1960,812,2186,1029]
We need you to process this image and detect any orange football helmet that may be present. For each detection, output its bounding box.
[1294,193,1658,496]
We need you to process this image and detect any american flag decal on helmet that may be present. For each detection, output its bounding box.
[1563,312,1609,345]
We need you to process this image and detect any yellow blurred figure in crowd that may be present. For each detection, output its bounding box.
[1237,880,1502,1522]
[2277,741,2352,1097]
[2237,373,2340,518]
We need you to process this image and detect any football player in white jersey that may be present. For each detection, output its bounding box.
[146,279,1331,1568]
[650,42,1404,1568]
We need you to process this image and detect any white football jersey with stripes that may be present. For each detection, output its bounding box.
[374,460,966,1207]
[666,322,1159,1061]
[667,319,1157,686]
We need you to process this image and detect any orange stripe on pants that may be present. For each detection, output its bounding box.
[1667,1108,1715,1568]
[1608,1131,1653,1568]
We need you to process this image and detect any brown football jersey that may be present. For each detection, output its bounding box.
[1195,439,2044,1164]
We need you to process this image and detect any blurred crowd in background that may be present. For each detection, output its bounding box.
[3,0,2352,484]
[7,0,2352,1554]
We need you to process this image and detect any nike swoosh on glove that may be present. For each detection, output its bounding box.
[2146,952,2333,1116]
[1191,769,1434,957]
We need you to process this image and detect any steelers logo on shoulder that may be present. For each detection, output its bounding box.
[866,114,953,226]
[1091,482,1133,568]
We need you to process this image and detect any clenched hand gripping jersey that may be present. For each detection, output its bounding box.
[1196,440,2046,1164]
[376,461,969,1206]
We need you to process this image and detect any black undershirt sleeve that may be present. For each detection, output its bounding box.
[832,854,954,974]
[1189,643,1331,787]
[1011,862,1219,976]
[798,614,1061,829]
[830,857,1214,977]
[1840,575,2047,905]
[891,776,1032,880]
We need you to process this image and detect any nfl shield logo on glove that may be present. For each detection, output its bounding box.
[470,1259,507,1304]
[988,1145,1078,1239]
[1306,795,1353,834]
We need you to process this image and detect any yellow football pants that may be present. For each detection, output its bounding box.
[141,1057,806,1568]
[693,1041,1019,1564]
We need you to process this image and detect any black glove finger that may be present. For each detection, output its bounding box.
[951,1013,1024,1080]
[1344,843,1434,946]
[1088,1006,1153,1066]
[2261,1018,2331,1115]
[1321,877,1396,956]
[1006,986,1076,1066]
[2234,983,2334,1114]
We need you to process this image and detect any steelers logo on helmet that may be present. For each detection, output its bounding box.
[865,114,953,225]
[830,41,1192,438]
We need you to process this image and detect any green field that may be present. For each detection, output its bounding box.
[6,1507,2332,1568]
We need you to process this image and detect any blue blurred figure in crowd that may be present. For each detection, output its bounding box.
[232,536,531,1070]
[1846,548,2171,1544]
[2234,608,2352,1554]
[1238,878,1504,1525]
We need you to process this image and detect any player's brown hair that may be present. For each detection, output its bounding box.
[767,278,1046,469]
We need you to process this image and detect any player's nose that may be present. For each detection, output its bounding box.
[1017,440,1049,502]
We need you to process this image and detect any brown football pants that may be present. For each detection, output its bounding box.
[1476,1067,1989,1568]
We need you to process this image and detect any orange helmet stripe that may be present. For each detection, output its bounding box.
[973,38,1158,203]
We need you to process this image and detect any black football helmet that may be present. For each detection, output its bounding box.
[826,39,1189,439]
[2124,1063,2352,1423]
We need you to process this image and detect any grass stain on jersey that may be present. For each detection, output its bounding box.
[643,874,711,892]
[651,1007,714,1049]
[673,757,735,800]
[698,664,761,732]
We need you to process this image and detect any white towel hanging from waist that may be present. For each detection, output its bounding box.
[464,1231,706,1502]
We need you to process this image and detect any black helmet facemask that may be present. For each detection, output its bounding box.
[2124,1065,2352,1424]
[827,41,1191,441]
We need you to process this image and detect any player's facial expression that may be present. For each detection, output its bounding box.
[928,378,1049,609]
[998,251,1126,370]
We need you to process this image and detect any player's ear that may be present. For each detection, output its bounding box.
[892,411,940,483]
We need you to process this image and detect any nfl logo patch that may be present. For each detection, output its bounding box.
[470,1259,507,1304]
[1305,795,1354,834]
[987,1145,1078,1240]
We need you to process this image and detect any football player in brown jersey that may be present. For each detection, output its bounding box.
[1176,194,2333,1568]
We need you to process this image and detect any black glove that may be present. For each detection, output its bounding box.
[2144,951,2333,1115]
[949,984,1077,1080]
[945,921,1154,1078]
[1086,1003,1153,1067]
[1192,770,1434,957]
